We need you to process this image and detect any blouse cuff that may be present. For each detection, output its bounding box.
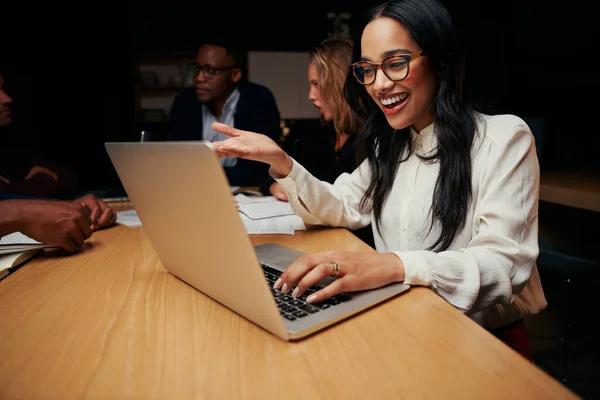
[269,158,305,184]
[392,251,432,287]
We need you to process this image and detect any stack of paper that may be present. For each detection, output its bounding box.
[235,194,306,235]
[0,232,56,255]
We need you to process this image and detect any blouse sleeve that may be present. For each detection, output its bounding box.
[393,121,540,314]
[271,158,372,230]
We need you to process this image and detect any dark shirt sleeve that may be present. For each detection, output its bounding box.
[0,174,58,199]
[0,191,42,201]
[168,88,199,141]
[0,136,79,199]
[169,91,187,141]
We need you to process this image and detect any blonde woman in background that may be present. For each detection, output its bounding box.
[262,37,374,247]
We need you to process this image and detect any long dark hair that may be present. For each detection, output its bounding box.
[344,0,479,252]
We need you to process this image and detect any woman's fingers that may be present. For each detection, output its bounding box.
[306,279,345,304]
[292,262,338,298]
[275,252,337,292]
[273,255,314,292]
[211,122,244,137]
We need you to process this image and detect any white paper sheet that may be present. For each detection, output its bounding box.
[237,201,295,220]
[239,213,296,235]
[234,195,306,234]
[0,232,55,255]
[0,232,41,245]
[116,210,142,227]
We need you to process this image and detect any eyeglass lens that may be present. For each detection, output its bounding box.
[353,56,410,84]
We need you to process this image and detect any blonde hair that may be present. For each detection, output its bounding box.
[309,37,361,135]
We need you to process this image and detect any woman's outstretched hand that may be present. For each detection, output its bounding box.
[211,122,294,176]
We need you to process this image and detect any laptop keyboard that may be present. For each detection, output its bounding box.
[261,264,352,321]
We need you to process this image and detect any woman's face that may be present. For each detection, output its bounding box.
[307,62,334,121]
[361,17,436,131]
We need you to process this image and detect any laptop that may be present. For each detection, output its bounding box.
[105,141,410,341]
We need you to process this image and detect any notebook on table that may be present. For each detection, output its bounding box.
[0,232,55,280]
[104,141,410,341]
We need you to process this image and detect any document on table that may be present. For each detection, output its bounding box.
[234,194,306,235]
[113,194,306,234]
[237,201,295,219]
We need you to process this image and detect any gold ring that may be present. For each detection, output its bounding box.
[331,261,340,278]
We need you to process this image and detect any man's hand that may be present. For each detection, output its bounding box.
[72,194,117,230]
[17,200,94,253]
[25,165,58,181]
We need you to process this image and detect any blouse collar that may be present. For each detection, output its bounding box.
[409,121,436,155]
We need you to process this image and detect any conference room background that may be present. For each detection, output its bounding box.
[2,0,598,194]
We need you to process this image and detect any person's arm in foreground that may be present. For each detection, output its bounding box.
[0,199,93,252]
[0,194,117,252]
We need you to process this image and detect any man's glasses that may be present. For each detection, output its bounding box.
[351,51,426,85]
[190,63,238,79]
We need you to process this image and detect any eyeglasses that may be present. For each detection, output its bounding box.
[351,51,426,85]
[190,63,238,79]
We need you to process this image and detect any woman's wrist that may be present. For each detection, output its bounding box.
[271,151,293,177]
[385,252,405,283]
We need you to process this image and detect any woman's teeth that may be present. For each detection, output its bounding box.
[381,93,408,108]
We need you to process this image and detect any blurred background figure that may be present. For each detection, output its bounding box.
[261,37,375,247]
[0,71,79,199]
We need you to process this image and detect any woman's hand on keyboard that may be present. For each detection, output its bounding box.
[272,250,406,303]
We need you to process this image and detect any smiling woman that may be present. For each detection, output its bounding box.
[209,0,547,361]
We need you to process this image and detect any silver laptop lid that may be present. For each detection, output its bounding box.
[105,141,288,339]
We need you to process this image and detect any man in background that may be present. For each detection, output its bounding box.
[0,71,79,199]
[169,38,282,187]
[0,70,116,252]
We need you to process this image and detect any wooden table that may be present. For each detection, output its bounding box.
[540,171,600,212]
[0,205,578,399]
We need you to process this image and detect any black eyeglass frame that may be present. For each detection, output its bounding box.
[189,63,239,78]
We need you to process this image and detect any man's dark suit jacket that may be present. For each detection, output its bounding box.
[168,82,282,187]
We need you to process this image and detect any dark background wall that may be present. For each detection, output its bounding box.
[2,0,599,195]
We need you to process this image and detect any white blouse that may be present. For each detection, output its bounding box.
[272,113,547,330]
